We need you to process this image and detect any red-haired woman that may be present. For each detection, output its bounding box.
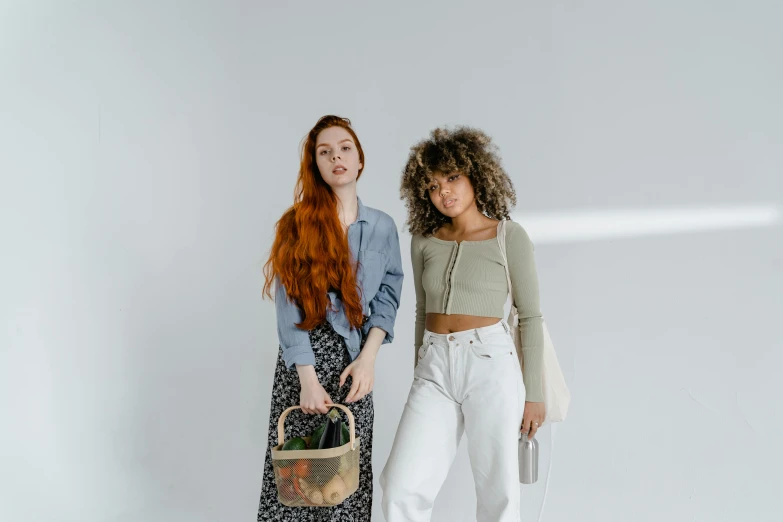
[257,115,403,521]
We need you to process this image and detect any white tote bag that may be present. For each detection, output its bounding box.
[498,219,570,424]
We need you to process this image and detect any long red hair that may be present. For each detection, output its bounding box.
[263,115,366,331]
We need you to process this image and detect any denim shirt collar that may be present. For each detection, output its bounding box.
[356,196,369,224]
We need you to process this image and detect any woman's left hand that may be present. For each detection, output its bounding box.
[521,401,546,439]
[339,353,376,404]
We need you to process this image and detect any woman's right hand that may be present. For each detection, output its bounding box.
[296,364,332,414]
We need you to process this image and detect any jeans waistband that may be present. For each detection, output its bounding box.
[423,320,511,346]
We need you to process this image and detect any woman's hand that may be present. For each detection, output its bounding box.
[296,365,332,414]
[521,401,545,439]
[339,353,376,404]
[339,327,385,404]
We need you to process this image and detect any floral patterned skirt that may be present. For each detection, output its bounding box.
[257,322,374,521]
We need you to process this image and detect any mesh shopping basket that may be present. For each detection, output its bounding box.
[271,403,360,507]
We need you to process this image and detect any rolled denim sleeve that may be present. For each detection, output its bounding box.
[274,277,315,369]
[364,223,404,344]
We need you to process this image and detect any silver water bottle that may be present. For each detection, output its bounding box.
[518,432,539,484]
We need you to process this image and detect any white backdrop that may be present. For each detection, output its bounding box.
[1,1,781,521]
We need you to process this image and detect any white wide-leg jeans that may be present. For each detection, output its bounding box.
[380,320,526,522]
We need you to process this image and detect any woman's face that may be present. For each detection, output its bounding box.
[427,171,476,218]
[314,126,363,189]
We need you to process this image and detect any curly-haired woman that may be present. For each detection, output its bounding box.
[380,127,545,522]
[257,115,403,521]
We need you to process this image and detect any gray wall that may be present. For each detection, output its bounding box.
[1,1,781,521]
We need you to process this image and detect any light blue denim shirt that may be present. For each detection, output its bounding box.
[275,198,404,368]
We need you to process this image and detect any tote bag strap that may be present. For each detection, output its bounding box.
[496,219,519,317]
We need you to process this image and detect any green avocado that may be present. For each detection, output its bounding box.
[282,437,307,451]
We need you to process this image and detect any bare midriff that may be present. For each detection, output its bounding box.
[425,313,501,334]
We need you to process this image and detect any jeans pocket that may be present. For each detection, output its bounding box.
[417,342,432,363]
[470,339,516,361]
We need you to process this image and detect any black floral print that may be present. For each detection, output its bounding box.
[257,322,374,522]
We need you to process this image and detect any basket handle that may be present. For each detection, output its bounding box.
[277,403,357,449]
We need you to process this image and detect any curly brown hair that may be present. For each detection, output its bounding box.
[399,126,518,236]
